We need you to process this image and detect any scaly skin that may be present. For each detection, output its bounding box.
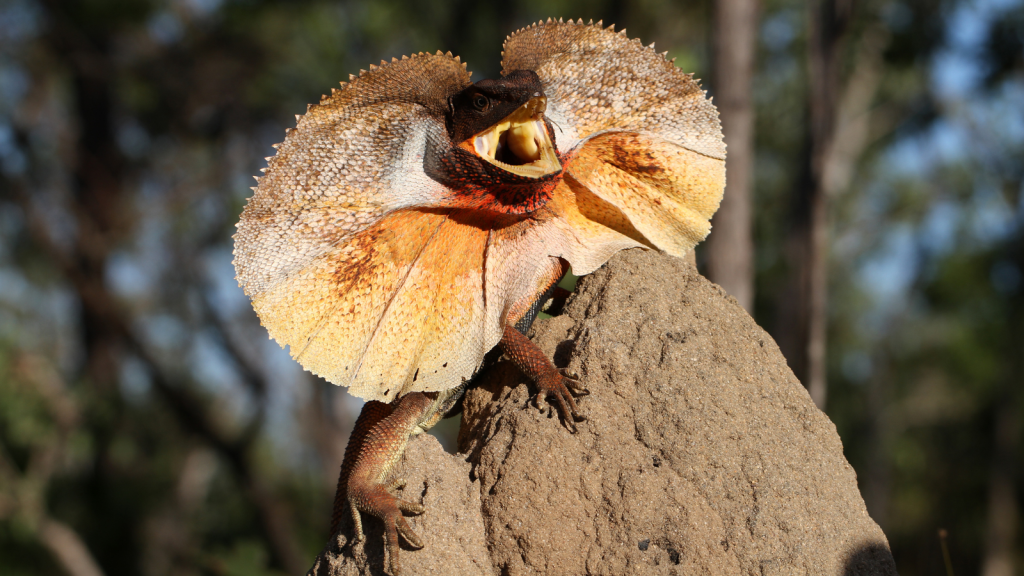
[499,324,588,432]
[334,266,586,575]
[330,400,393,535]
[337,387,466,576]
[346,393,431,575]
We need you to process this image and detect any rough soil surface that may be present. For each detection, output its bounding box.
[307,249,896,576]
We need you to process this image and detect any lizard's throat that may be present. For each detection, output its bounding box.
[458,97,562,179]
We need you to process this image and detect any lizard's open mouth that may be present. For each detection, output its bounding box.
[459,96,561,178]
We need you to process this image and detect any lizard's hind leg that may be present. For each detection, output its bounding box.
[330,386,464,576]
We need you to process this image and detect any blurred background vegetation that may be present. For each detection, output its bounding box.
[0,0,1022,574]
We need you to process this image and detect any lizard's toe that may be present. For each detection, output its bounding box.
[397,499,425,515]
[349,480,427,575]
[558,368,590,395]
[395,516,423,549]
[533,368,587,432]
[382,513,423,576]
[386,478,425,515]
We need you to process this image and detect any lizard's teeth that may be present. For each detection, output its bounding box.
[475,126,505,159]
[474,134,490,158]
[490,129,501,158]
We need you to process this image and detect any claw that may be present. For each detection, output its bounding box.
[531,393,555,419]
[349,485,426,576]
[558,368,590,395]
[397,498,425,515]
[396,516,423,548]
[532,367,588,432]
[381,513,424,576]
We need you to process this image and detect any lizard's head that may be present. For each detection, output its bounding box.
[447,70,562,180]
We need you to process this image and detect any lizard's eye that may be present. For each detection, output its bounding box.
[472,94,489,111]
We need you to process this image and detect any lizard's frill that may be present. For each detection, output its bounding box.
[232,52,486,401]
[232,25,726,404]
[234,51,473,296]
[500,18,726,262]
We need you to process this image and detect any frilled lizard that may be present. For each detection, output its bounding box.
[233,18,724,575]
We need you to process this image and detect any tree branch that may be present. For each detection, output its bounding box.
[38,518,108,576]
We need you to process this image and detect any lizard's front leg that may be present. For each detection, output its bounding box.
[332,388,463,576]
[500,323,588,431]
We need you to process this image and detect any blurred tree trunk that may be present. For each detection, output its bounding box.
[706,0,758,313]
[776,0,840,408]
[801,0,847,410]
[983,271,1024,576]
[982,398,1018,576]
[863,350,892,528]
[780,1,887,410]
[55,15,136,574]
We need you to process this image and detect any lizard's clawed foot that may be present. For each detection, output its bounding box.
[532,367,588,432]
[348,478,425,576]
